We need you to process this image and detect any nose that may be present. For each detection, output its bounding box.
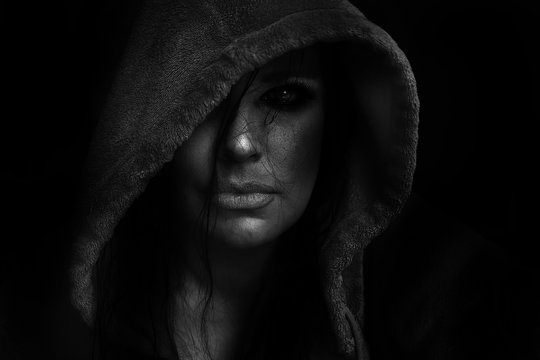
[221,107,262,163]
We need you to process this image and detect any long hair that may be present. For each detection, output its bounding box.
[92,43,358,360]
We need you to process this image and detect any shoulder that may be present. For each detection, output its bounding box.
[364,194,539,360]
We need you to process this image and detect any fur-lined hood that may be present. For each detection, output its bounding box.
[70,0,419,358]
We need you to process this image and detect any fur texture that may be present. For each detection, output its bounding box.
[70,0,419,358]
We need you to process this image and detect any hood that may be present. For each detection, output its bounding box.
[70,0,419,358]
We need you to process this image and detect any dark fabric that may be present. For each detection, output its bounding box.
[69,0,419,358]
[364,195,540,360]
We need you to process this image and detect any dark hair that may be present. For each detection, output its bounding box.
[93,43,356,360]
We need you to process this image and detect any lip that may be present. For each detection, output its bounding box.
[213,181,277,210]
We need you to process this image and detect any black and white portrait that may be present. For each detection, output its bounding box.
[2,0,538,359]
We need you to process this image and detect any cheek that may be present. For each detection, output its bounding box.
[270,107,324,205]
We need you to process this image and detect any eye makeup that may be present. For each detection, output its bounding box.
[258,78,321,112]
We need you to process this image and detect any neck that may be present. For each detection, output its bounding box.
[169,231,278,359]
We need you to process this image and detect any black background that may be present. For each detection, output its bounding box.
[2,0,539,358]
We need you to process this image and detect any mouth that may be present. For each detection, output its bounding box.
[213,181,277,210]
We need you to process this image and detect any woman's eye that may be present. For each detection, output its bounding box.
[259,84,313,109]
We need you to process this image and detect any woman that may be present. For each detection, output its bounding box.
[71,0,419,359]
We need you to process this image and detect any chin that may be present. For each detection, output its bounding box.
[212,217,280,248]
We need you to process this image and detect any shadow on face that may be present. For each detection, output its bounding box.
[172,46,326,248]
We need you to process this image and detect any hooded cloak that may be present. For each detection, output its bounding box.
[70,0,419,358]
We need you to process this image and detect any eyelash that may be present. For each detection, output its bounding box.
[259,82,315,110]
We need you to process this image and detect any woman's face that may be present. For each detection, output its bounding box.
[173,47,325,248]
